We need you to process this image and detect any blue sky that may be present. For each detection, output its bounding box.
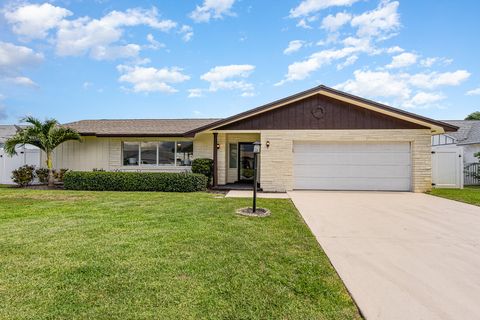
[0,0,479,124]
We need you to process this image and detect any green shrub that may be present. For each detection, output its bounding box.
[35,168,49,184]
[191,158,214,185]
[64,171,207,192]
[11,165,35,187]
[35,168,69,184]
[54,169,68,182]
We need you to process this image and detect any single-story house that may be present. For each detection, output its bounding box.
[432,120,480,164]
[52,85,456,192]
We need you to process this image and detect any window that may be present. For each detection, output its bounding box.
[141,142,157,165]
[123,141,193,167]
[123,142,139,166]
[158,142,175,165]
[176,141,193,166]
[229,143,238,169]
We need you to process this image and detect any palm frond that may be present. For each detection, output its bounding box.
[21,116,43,129]
[3,135,25,156]
[5,117,81,155]
[48,126,81,151]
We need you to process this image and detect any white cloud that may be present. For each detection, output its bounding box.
[336,55,358,70]
[386,52,418,69]
[335,70,411,101]
[146,34,165,50]
[0,42,43,87]
[190,0,235,23]
[420,57,453,68]
[200,64,255,95]
[350,0,400,39]
[321,12,352,32]
[117,64,190,93]
[284,40,305,55]
[335,68,469,108]
[55,8,176,59]
[90,44,141,60]
[4,3,72,39]
[188,88,204,98]
[289,0,360,18]
[408,70,470,89]
[241,91,256,97]
[296,18,313,29]
[276,37,373,85]
[0,41,43,70]
[467,87,480,96]
[406,92,445,107]
[386,46,404,53]
[7,76,37,87]
[83,81,93,89]
[180,25,194,42]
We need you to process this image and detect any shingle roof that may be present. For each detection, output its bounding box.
[443,120,480,145]
[0,125,24,142]
[64,119,222,137]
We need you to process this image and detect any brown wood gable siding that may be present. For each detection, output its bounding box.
[216,94,428,130]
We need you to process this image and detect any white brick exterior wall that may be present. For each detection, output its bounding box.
[260,129,432,193]
[49,129,432,193]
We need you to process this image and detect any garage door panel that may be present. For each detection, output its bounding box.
[296,177,411,191]
[293,142,411,191]
[294,164,411,178]
[294,153,411,166]
[294,142,411,153]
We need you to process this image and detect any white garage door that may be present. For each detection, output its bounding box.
[293,142,411,191]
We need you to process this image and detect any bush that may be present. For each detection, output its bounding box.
[34,168,69,184]
[64,171,208,192]
[191,158,214,186]
[35,168,49,184]
[54,169,68,182]
[12,165,35,187]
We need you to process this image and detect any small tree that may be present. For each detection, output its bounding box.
[465,111,480,120]
[4,117,81,187]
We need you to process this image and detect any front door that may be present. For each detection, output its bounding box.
[238,143,255,182]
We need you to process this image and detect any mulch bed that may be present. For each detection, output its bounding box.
[236,207,271,217]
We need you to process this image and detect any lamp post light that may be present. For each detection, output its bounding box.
[252,141,261,213]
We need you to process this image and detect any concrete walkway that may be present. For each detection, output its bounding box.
[289,191,480,320]
[225,190,290,198]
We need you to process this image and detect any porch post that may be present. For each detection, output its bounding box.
[213,132,218,187]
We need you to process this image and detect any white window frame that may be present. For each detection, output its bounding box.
[122,140,193,167]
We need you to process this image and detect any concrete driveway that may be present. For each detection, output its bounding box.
[289,191,480,320]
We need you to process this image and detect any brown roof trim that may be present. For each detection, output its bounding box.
[184,85,458,135]
[80,133,188,138]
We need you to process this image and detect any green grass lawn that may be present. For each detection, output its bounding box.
[429,186,480,206]
[0,189,361,320]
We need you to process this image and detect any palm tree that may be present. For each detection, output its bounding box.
[4,117,81,187]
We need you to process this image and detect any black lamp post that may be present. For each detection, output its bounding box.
[252,141,261,213]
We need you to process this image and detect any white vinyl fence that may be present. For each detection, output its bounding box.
[431,145,463,189]
[0,145,41,184]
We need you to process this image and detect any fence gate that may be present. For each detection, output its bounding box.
[431,146,463,189]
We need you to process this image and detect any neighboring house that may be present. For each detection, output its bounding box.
[53,85,456,192]
[431,120,480,187]
[0,125,41,184]
[432,120,480,164]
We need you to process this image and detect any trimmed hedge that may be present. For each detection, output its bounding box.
[191,158,214,186]
[64,171,208,192]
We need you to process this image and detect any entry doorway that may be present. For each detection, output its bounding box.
[238,142,255,182]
